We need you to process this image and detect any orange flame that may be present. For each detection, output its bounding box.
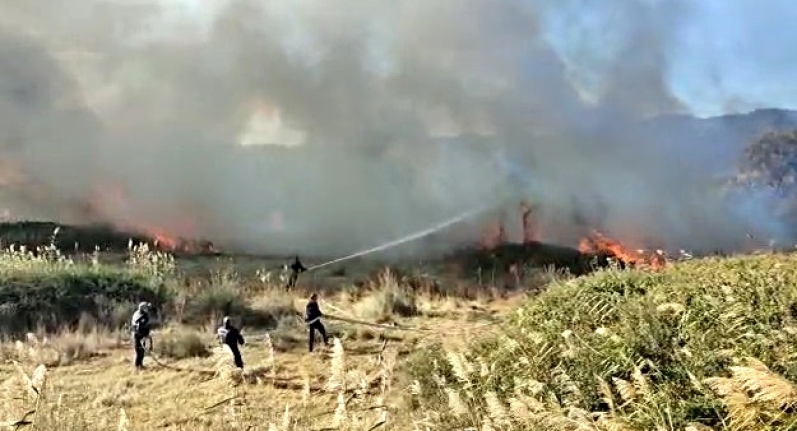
[88,182,215,254]
[578,230,666,269]
[147,227,179,251]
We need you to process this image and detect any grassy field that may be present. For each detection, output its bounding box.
[2,239,797,430]
[0,241,526,430]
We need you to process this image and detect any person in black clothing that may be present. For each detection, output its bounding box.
[305,293,329,352]
[131,302,152,369]
[217,316,245,368]
[286,255,307,290]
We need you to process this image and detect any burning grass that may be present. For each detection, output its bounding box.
[407,251,797,430]
[578,229,668,269]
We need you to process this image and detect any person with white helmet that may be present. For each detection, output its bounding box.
[217,316,245,368]
[131,302,152,369]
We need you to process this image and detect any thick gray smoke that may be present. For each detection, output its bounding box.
[0,0,788,256]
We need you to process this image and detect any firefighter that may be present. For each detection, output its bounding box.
[131,302,152,370]
[305,293,329,352]
[286,255,307,290]
[217,316,245,368]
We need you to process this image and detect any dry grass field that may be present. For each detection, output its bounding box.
[0,294,513,430]
[0,241,524,430]
[4,239,797,430]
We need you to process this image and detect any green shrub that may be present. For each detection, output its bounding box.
[0,268,169,335]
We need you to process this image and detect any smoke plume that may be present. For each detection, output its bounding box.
[0,0,790,256]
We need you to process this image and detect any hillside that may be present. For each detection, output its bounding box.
[408,251,797,430]
[642,108,797,172]
[435,108,797,172]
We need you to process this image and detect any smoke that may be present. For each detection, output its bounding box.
[0,0,790,256]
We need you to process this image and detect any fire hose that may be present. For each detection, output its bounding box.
[303,205,491,273]
[307,313,430,332]
[303,297,502,335]
[138,335,220,374]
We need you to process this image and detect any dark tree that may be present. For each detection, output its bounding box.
[733,129,797,236]
[738,129,797,193]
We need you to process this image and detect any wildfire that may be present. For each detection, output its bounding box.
[578,230,666,269]
[475,203,669,270]
[88,182,217,254]
[127,220,216,254]
[147,227,179,251]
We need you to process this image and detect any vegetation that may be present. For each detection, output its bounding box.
[2,228,797,429]
[0,240,289,337]
[0,243,169,335]
[153,328,212,360]
[0,236,506,430]
[408,252,797,430]
[738,129,797,190]
[733,128,797,236]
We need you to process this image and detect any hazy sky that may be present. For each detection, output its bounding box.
[540,0,797,117]
[161,0,797,118]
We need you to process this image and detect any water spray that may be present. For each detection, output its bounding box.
[306,205,492,272]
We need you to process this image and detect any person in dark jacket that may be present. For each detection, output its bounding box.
[286,255,307,290]
[131,302,152,369]
[305,293,329,352]
[217,316,245,368]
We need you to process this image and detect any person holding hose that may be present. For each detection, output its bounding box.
[286,255,307,290]
[217,316,245,368]
[131,302,152,370]
[305,293,329,352]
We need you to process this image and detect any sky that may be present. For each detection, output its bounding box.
[160,0,797,118]
[544,0,797,117]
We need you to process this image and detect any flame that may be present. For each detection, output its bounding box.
[578,230,666,269]
[88,182,216,254]
[147,227,179,251]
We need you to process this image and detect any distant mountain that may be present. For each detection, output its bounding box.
[642,108,797,173]
[424,108,797,182]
